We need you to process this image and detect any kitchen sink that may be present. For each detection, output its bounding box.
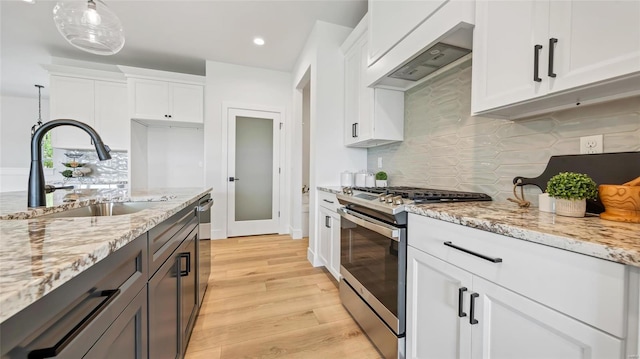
[38,202,158,219]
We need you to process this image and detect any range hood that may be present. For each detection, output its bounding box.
[365,1,475,91]
[388,42,471,82]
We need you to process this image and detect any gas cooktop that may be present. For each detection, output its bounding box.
[337,186,492,215]
[348,186,492,203]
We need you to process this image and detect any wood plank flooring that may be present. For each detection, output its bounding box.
[185,234,382,359]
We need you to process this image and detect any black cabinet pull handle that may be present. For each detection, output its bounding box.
[548,38,558,78]
[325,215,331,228]
[352,123,356,138]
[323,199,334,204]
[533,44,543,82]
[354,123,359,137]
[458,287,467,318]
[444,241,503,263]
[28,289,120,359]
[470,292,479,325]
[179,253,190,276]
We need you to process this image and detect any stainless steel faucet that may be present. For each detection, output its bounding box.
[28,119,111,208]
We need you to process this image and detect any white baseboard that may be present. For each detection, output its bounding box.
[307,247,324,267]
[290,225,303,240]
[211,229,226,240]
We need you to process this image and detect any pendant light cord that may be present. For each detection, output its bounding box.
[31,85,44,137]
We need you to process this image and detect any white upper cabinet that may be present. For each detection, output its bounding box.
[472,0,640,119]
[343,16,404,148]
[368,0,446,66]
[49,75,129,151]
[94,81,129,151]
[129,79,204,124]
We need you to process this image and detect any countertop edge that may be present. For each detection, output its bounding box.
[405,204,640,267]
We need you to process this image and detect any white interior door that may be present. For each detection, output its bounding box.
[227,108,280,237]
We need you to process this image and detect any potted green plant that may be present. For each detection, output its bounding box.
[375,171,388,187]
[546,172,597,217]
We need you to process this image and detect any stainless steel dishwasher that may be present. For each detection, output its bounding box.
[196,194,212,306]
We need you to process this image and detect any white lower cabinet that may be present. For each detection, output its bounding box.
[317,191,340,280]
[471,275,623,359]
[407,214,632,359]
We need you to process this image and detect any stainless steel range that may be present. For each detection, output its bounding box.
[337,186,491,359]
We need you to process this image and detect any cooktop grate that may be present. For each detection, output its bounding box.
[350,186,492,203]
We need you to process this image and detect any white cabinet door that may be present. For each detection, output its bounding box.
[318,206,332,270]
[406,247,472,359]
[343,32,404,148]
[344,36,362,146]
[471,276,624,359]
[130,79,169,120]
[471,0,549,114]
[169,83,204,124]
[368,0,446,66]
[548,0,640,93]
[317,206,340,280]
[94,81,129,151]
[49,76,95,150]
[328,211,341,280]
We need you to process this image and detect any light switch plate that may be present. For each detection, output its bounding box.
[580,135,603,154]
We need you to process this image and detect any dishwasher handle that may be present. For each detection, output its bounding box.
[197,198,213,212]
[339,208,400,241]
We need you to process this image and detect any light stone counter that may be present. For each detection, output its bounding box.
[317,186,343,195]
[406,202,640,267]
[0,187,212,323]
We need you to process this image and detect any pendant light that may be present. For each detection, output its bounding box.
[53,0,125,56]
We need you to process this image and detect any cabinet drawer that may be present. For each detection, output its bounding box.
[1,234,147,358]
[318,191,339,212]
[408,214,627,338]
[148,205,197,276]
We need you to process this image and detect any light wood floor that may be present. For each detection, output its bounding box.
[184,234,382,359]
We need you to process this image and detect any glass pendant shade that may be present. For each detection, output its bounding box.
[53,0,125,55]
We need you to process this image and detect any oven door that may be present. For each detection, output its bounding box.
[339,207,406,336]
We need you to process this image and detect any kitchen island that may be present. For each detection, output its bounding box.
[1,187,212,359]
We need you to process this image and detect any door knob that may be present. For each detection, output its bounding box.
[229,177,240,182]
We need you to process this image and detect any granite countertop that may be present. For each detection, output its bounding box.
[0,187,212,323]
[317,186,343,194]
[406,202,640,267]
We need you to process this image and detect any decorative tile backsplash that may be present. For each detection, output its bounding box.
[50,149,128,185]
[367,61,640,205]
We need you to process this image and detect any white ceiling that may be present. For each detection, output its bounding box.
[1,0,367,98]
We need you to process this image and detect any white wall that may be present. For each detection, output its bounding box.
[147,126,204,188]
[205,61,292,239]
[302,84,310,189]
[0,95,49,191]
[290,21,367,265]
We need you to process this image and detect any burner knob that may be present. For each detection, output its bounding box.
[343,187,353,195]
[393,196,404,205]
[386,195,395,204]
[378,194,387,202]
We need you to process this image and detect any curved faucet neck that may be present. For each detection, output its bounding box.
[28,119,111,208]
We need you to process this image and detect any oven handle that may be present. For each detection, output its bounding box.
[338,208,400,241]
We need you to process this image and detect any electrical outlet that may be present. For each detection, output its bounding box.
[580,135,603,154]
[378,157,383,168]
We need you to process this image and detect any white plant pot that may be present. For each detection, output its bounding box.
[376,180,387,187]
[554,198,587,217]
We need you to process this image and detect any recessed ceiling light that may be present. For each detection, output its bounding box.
[23,0,36,4]
[253,37,265,46]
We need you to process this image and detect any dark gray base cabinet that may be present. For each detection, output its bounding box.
[84,286,148,358]
[148,207,199,359]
